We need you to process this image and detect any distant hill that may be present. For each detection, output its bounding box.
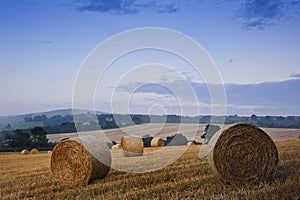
[0,109,105,131]
[1,109,300,133]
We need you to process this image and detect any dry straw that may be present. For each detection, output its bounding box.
[50,137,111,185]
[20,149,30,155]
[187,141,196,146]
[111,144,122,150]
[151,137,164,147]
[121,136,143,157]
[209,124,278,185]
[31,148,39,154]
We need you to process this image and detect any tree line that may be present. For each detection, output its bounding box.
[1,114,300,137]
[26,113,300,129]
[1,113,299,150]
[1,127,53,151]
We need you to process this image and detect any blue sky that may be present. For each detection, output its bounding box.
[0,0,300,116]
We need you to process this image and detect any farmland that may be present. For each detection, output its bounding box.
[47,123,300,143]
[0,139,299,199]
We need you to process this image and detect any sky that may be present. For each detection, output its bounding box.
[0,0,300,116]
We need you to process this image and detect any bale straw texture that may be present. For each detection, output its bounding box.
[111,144,122,150]
[121,136,143,157]
[50,137,111,185]
[151,137,164,147]
[31,148,39,154]
[209,124,278,185]
[20,149,30,155]
[187,141,194,146]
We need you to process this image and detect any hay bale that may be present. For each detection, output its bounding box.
[209,124,278,185]
[47,150,52,154]
[50,137,111,185]
[21,149,30,155]
[121,136,143,157]
[111,144,122,150]
[31,148,39,154]
[187,141,196,146]
[151,137,164,147]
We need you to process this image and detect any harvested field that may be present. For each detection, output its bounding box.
[0,140,299,199]
[47,123,300,143]
[47,123,207,143]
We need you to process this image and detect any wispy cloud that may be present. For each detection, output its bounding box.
[73,0,138,14]
[21,0,37,6]
[236,0,285,30]
[136,1,179,14]
[115,78,300,115]
[70,0,300,29]
[72,0,179,14]
[42,40,52,44]
[286,0,300,20]
[235,0,300,30]
[289,72,300,78]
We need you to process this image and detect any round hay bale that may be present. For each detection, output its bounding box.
[50,137,111,185]
[31,148,39,154]
[21,149,30,155]
[209,124,278,185]
[151,137,164,147]
[121,136,143,157]
[111,144,122,150]
[47,150,52,154]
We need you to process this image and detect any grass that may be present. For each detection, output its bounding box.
[0,140,299,199]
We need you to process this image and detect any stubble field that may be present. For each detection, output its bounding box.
[47,123,300,143]
[0,139,299,199]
